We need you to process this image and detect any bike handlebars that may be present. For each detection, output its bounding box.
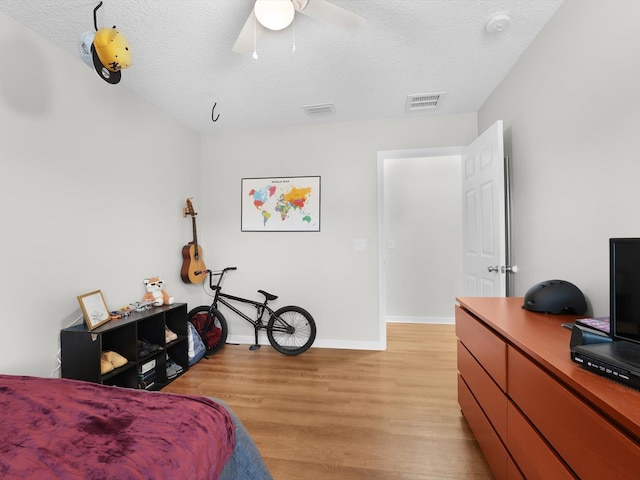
[203,267,237,292]
[205,267,237,277]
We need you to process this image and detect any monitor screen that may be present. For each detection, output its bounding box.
[611,238,640,345]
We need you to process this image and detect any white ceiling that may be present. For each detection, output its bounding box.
[0,0,564,134]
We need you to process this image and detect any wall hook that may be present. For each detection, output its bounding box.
[93,1,103,31]
[211,102,220,122]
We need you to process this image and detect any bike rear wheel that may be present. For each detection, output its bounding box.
[187,305,228,355]
[267,306,316,355]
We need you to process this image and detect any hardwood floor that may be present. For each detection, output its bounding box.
[163,323,493,479]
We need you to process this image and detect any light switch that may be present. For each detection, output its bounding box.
[354,239,367,251]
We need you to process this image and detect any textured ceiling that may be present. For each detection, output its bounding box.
[0,0,564,134]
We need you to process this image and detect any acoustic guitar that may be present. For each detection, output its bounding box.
[181,198,207,284]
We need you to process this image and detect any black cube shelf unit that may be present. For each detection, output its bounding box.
[60,303,189,390]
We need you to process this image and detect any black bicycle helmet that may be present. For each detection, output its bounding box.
[522,279,587,315]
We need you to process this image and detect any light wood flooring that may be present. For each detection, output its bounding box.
[163,323,493,479]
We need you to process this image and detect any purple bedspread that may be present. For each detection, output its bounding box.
[0,374,235,479]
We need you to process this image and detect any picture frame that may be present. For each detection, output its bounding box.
[241,176,321,232]
[77,290,111,330]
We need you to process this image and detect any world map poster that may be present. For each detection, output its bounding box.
[241,176,321,232]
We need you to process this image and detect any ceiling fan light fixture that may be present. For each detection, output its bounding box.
[255,0,295,31]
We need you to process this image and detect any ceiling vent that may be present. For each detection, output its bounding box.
[405,92,444,112]
[303,102,335,115]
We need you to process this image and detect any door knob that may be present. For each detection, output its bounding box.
[487,265,499,273]
[502,265,518,274]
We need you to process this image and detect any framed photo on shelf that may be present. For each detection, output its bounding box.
[77,290,111,330]
[241,175,321,232]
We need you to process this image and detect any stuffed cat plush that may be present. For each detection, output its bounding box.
[142,277,175,306]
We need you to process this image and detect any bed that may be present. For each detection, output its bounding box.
[0,374,272,479]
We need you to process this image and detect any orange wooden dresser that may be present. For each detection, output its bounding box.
[456,297,640,480]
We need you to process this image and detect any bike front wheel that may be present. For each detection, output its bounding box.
[187,305,228,355]
[267,306,316,355]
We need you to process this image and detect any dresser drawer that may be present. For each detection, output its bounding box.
[458,374,508,480]
[508,346,640,480]
[507,402,575,480]
[458,340,507,440]
[456,305,507,390]
[507,457,525,480]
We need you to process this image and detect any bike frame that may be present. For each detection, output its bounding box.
[213,290,273,330]
[205,268,290,347]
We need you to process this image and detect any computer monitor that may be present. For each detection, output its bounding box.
[610,238,640,345]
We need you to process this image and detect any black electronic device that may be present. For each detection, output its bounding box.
[571,339,640,390]
[569,238,640,389]
[610,238,640,345]
[569,323,611,349]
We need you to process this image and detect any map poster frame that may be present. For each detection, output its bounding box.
[241,176,321,232]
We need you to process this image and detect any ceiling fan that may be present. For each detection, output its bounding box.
[232,0,365,54]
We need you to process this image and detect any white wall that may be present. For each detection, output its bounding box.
[0,12,203,376]
[384,155,462,323]
[0,9,477,376]
[8,0,635,374]
[200,115,476,348]
[479,0,640,316]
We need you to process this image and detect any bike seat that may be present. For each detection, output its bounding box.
[258,289,278,302]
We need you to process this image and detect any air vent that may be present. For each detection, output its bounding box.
[405,92,444,112]
[303,103,335,115]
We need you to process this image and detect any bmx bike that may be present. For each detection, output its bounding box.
[188,267,316,356]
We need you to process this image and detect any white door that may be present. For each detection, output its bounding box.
[461,120,507,296]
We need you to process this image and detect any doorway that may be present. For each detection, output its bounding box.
[377,146,464,348]
[377,122,510,349]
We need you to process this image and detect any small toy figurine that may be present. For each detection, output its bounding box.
[142,277,175,307]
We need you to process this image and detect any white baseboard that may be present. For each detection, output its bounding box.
[386,316,454,324]
[227,318,452,352]
[226,334,385,351]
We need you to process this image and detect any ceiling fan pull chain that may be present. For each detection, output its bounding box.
[252,13,258,60]
[292,16,296,53]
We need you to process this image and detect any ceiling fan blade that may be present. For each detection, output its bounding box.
[232,10,263,53]
[297,0,365,31]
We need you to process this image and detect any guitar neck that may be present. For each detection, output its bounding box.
[191,216,199,259]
